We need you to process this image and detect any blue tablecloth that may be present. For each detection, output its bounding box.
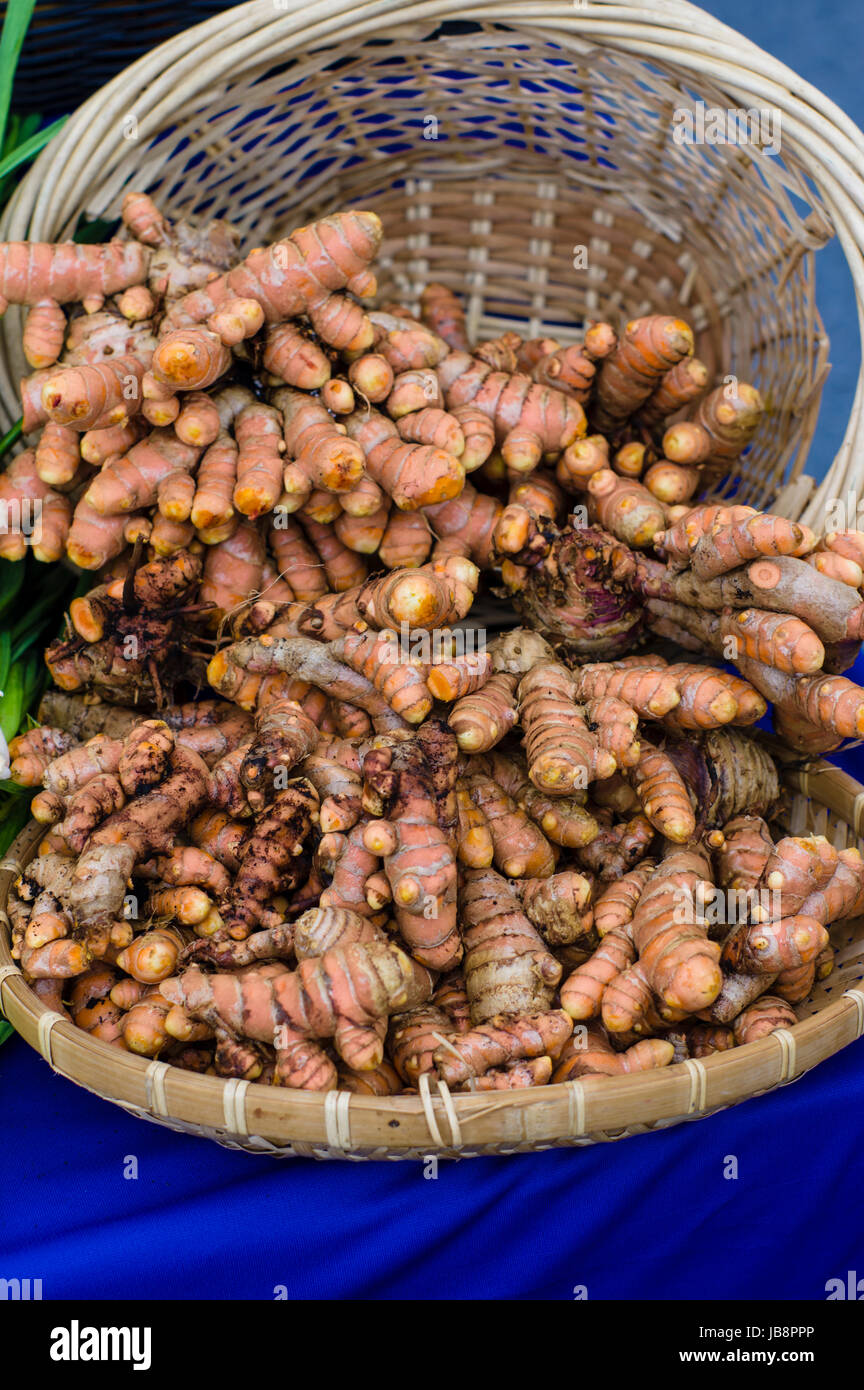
[2,0,864,1302]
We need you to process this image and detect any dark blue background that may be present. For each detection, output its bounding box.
[2,0,864,1302]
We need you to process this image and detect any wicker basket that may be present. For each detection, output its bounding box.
[2,0,864,524]
[3,0,864,1157]
[2,763,864,1158]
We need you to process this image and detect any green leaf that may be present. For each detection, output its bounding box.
[0,1020,13,1048]
[0,555,23,619]
[0,779,30,797]
[20,648,45,711]
[0,113,67,189]
[0,418,21,462]
[10,564,75,659]
[0,626,10,698]
[0,658,24,742]
[0,0,36,157]
[0,792,31,854]
[9,109,39,149]
[73,215,117,245]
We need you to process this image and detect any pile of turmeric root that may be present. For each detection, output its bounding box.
[3,193,864,1095]
[5,662,859,1092]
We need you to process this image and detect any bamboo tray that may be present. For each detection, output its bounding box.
[2,762,864,1159]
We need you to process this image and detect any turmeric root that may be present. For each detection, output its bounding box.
[715,815,774,893]
[572,662,681,719]
[592,316,695,431]
[551,1023,674,1080]
[432,971,471,1034]
[426,649,491,703]
[299,516,367,592]
[319,823,382,919]
[432,1010,572,1085]
[41,355,147,431]
[23,297,66,369]
[345,407,464,510]
[587,470,667,549]
[593,863,655,938]
[512,871,594,947]
[293,906,384,959]
[21,938,92,979]
[602,844,721,1030]
[397,406,465,457]
[8,725,79,787]
[733,995,797,1045]
[754,835,837,916]
[561,924,637,1020]
[424,482,502,568]
[275,387,365,495]
[117,721,175,796]
[161,210,382,352]
[66,744,211,927]
[465,772,556,879]
[799,847,864,925]
[721,915,828,975]
[361,730,461,969]
[155,846,231,898]
[455,783,494,868]
[437,350,586,471]
[308,555,478,638]
[458,866,562,1023]
[239,698,318,810]
[628,743,696,843]
[474,332,524,374]
[150,326,230,392]
[232,402,285,519]
[574,811,655,882]
[348,353,394,403]
[717,607,825,676]
[86,428,201,515]
[643,461,700,506]
[162,940,431,1089]
[117,927,186,982]
[368,310,448,373]
[0,239,149,312]
[215,634,407,733]
[529,342,597,401]
[501,774,599,851]
[190,809,248,872]
[183,921,296,970]
[519,661,614,791]
[263,321,331,389]
[389,1004,458,1083]
[200,520,264,621]
[220,778,319,939]
[378,509,433,569]
[690,512,816,580]
[419,282,470,352]
[0,450,70,562]
[694,381,763,467]
[333,630,432,724]
[737,656,864,745]
[35,422,81,486]
[639,356,708,426]
[121,991,172,1056]
[55,772,126,853]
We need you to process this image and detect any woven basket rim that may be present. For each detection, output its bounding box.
[2,760,864,1157]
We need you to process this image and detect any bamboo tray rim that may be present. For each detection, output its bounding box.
[2,761,864,1158]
